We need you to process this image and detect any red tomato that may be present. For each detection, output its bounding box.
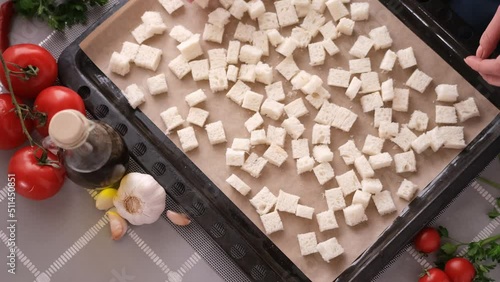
[419,268,451,282]
[33,86,86,137]
[0,44,57,99]
[414,227,441,253]
[0,94,34,149]
[8,146,66,200]
[444,258,475,282]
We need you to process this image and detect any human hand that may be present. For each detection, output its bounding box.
[464,6,500,86]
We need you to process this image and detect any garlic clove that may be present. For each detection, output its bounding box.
[96,188,118,211]
[166,210,191,226]
[106,209,128,241]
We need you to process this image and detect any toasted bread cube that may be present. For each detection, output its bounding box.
[267,29,284,47]
[336,169,361,196]
[226,65,239,82]
[350,2,369,21]
[374,108,392,128]
[326,0,349,21]
[354,155,375,179]
[379,121,399,139]
[369,26,392,50]
[239,45,263,64]
[260,99,284,121]
[291,27,312,48]
[362,134,385,155]
[396,47,417,69]
[260,211,283,234]
[131,24,155,44]
[229,0,249,20]
[301,10,326,36]
[320,21,339,40]
[284,98,309,118]
[313,162,335,185]
[276,56,300,80]
[267,125,286,147]
[313,145,334,163]
[360,72,380,93]
[159,0,184,14]
[338,140,362,165]
[209,68,229,92]
[337,17,355,36]
[208,7,231,27]
[352,190,371,209]
[160,106,184,131]
[435,84,459,102]
[439,126,466,149]
[292,139,310,159]
[226,174,251,196]
[168,54,191,79]
[349,36,374,59]
[328,69,351,88]
[345,77,362,100]
[208,48,227,70]
[408,110,429,131]
[308,42,326,66]
[380,78,394,102]
[276,190,300,213]
[436,105,458,124]
[255,62,273,85]
[391,126,417,151]
[245,112,264,132]
[282,116,306,139]
[250,186,277,215]
[203,23,225,44]
[317,237,344,262]
[226,148,246,166]
[177,126,198,152]
[368,153,392,170]
[349,58,371,74]
[109,52,130,76]
[227,80,251,105]
[169,25,194,43]
[234,22,256,44]
[227,40,241,65]
[361,178,383,194]
[248,0,266,19]
[253,31,270,56]
[205,121,227,145]
[119,41,140,62]
[264,144,289,167]
[275,0,300,27]
[406,69,433,93]
[301,75,323,96]
[189,59,210,81]
[297,232,318,256]
[265,81,286,102]
[394,150,417,173]
[322,39,340,56]
[134,44,162,71]
[123,84,145,109]
[258,12,280,30]
[291,70,312,90]
[380,49,397,71]
[317,209,339,232]
[251,129,267,145]
[242,153,268,178]
[306,88,330,109]
[297,156,315,174]
[454,98,480,122]
[373,190,397,215]
[295,205,315,220]
[186,107,209,127]
[242,91,264,112]
[360,91,383,113]
[343,204,368,226]
[325,188,346,211]
[392,88,410,112]
[238,64,257,83]
[312,123,331,145]
[177,34,203,61]
[232,138,251,152]
[397,179,418,201]
[276,37,298,57]
[411,132,431,154]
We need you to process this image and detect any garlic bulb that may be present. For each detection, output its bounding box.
[113,172,166,225]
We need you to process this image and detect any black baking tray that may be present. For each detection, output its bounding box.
[58,0,500,281]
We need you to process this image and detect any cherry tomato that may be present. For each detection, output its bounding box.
[0,94,33,150]
[414,227,441,253]
[419,268,451,282]
[0,44,57,99]
[33,86,86,137]
[8,146,66,200]
[444,258,475,282]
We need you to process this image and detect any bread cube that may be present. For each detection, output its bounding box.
[396,47,417,69]
[326,0,349,21]
[109,52,130,76]
[349,36,374,59]
[295,205,315,220]
[454,98,480,122]
[276,190,300,213]
[328,69,351,88]
[379,122,399,139]
[411,133,431,154]
[394,150,417,173]
[208,48,227,70]
[276,56,300,80]
[276,37,298,57]
[313,145,334,163]
[248,0,266,19]
[260,211,283,235]
[177,126,198,152]
[255,62,273,85]
[226,80,251,105]
[131,24,155,44]
[325,187,346,211]
[372,190,397,215]
[169,25,194,43]
[208,7,231,27]
[397,179,418,201]
[203,23,224,44]
[360,72,381,93]
[145,73,168,96]
[267,29,285,47]
[317,210,339,232]
[436,105,458,124]
[301,75,323,96]
[177,34,203,61]
[336,169,361,196]
[284,98,309,118]
[232,138,251,152]
[349,58,371,74]
[250,186,277,215]
[308,42,326,66]
[258,12,280,30]
[229,0,249,20]
[251,129,267,145]
[141,11,167,33]
[312,123,331,145]
[345,77,362,100]
[408,110,429,131]
[205,121,227,145]
[439,126,466,149]
[313,162,335,185]
[134,44,162,71]
[242,153,268,178]
[316,237,344,262]
[242,91,264,112]
[305,91,327,110]
[311,0,327,12]
[226,40,241,65]
[159,0,184,14]
[185,89,207,107]
[260,99,284,121]
[301,10,326,36]
[267,125,286,147]
[338,140,362,165]
[226,148,246,166]
[219,0,233,9]
[368,153,393,170]
[350,2,369,21]
[226,174,251,196]
[291,139,310,159]
[362,134,385,156]
[352,190,371,209]
[239,45,263,65]
[252,31,269,57]
[361,178,383,194]
[435,84,459,102]
[392,88,410,112]
[291,70,312,90]
[374,108,392,128]
[186,107,209,127]
[245,112,264,132]
[297,232,318,256]
[360,91,383,113]
[391,126,417,151]
[189,59,210,81]
[123,84,145,109]
[319,21,339,40]
[294,0,311,18]
[119,41,140,62]
[168,54,191,79]
[265,81,286,101]
[322,38,340,56]
[296,156,315,174]
[354,155,375,179]
[238,64,256,82]
[263,144,289,167]
[369,25,392,50]
[378,79,394,102]
[380,49,397,71]
[282,117,306,139]
[291,26,313,48]
[209,68,229,92]
[275,0,300,27]
[343,204,368,226]
[337,17,355,36]
[406,69,433,93]
[160,106,184,132]
[226,65,239,82]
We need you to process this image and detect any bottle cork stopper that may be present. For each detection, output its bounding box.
[48,110,90,150]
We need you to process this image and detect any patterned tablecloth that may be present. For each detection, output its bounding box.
[0,1,499,281]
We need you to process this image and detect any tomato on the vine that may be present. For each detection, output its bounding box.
[0,44,57,99]
[0,94,33,150]
[414,227,441,253]
[419,268,451,282]
[33,86,86,137]
[444,258,475,282]
[8,146,66,200]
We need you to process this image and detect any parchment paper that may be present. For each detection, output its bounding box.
[80,0,499,281]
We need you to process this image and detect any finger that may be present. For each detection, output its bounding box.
[478,5,500,59]
[464,56,500,75]
[481,73,500,87]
